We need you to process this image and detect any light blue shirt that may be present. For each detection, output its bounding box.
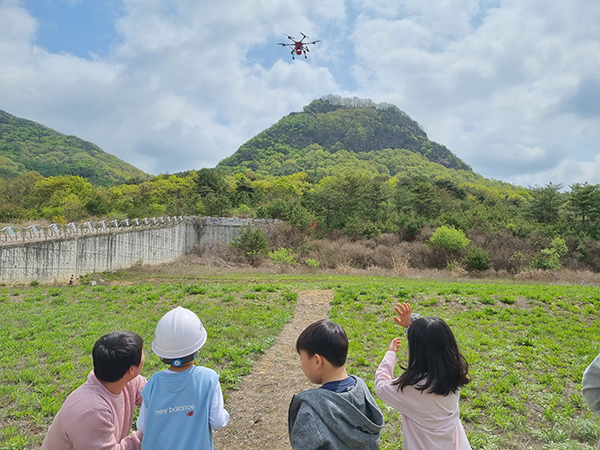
[139,366,228,450]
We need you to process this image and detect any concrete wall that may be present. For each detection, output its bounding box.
[0,217,278,284]
[0,221,197,284]
[194,217,278,251]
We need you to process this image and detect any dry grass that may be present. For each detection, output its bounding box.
[119,254,600,287]
[514,268,600,285]
[71,223,600,287]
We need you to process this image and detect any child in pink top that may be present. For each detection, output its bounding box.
[41,331,147,450]
[375,303,472,450]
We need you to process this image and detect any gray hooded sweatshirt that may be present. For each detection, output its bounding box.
[583,353,600,450]
[288,376,384,450]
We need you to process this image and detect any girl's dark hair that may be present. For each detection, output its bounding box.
[296,319,348,367]
[392,317,470,396]
[93,331,143,382]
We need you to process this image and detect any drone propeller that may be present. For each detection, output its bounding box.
[277,43,293,46]
[284,33,296,41]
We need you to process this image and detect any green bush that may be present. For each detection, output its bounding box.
[305,258,320,271]
[288,204,313,229]
[235,204,252,216]
[402,218,422,240]
[231,226,268,263]
[361,222,381,239]
[533,237,568,270]
[428,226,470,252]
[270,248,297,266]
[464,246,493,271]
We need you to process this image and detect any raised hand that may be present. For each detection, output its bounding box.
[388,337,401,352]
[393,302,412,328]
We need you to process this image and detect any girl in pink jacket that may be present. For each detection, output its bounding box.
[375,303,472,450]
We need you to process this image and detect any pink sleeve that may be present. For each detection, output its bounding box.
[374,350,410,412]
[65,409,143,450]
[375,350,396,392]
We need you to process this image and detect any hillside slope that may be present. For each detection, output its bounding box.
[0,110,147,186]
[218,95,471,177]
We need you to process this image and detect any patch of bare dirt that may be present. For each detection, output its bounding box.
[213,289,333,450]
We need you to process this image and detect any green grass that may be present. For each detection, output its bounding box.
[1,273,600,449]
[0,281,298,449]
[330,279,600,449]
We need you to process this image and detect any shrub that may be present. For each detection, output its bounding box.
[576,237,600,271]
[288,204,314,229]
[468,229,533,272]
[532,237,568,270]
[270,248,297,266]
[445,260,465,271]
[445,260,467,277]
[508,251,528,273]
[235,204,252,216]
[305,258,320,271]
[464,246,492,271]
[402,218,423,240]
[362,222,381,239]
[266,222,307,250]
[505,222,531,238]
[231,226,268,263]
[428,226,470,252]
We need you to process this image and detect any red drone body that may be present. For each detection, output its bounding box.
[277,32,320,60]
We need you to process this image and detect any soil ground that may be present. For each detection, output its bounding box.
[213,289,333,450]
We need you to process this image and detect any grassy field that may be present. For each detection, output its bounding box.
[1,270,599,449]
[331,279,600,449]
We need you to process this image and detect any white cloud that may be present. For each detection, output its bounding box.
[0,0,341,173]
[510,155,600,188]
[0,0,599,186]
[0,0,37,62]
[351,0,600,186]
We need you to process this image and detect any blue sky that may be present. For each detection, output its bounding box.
[23,1,123,58]
[1,0,600,188]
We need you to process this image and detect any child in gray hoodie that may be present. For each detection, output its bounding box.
[288,319,384,450]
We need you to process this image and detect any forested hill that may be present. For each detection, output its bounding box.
[0,110,147,186]
[217,95,471,177]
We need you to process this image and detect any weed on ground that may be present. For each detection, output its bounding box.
[329,279,600,449]
[1,273,600,449]
[0,281,297,449]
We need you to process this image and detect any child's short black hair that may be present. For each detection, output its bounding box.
[92,331,143,382]
[296,319,348,367]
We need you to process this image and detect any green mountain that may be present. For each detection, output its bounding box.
[0,110,147,186]
[218,95,471,178]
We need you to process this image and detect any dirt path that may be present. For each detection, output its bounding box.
[213,289,333,450]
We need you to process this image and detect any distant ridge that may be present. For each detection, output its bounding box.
[218,95,471,177]
[0,110,147,186]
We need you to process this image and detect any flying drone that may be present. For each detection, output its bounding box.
[277,32,320,60]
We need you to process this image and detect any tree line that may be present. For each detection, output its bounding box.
[1,169,600,272]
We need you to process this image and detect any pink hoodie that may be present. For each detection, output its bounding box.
[375,350,471,450]
[42,371,146,450]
